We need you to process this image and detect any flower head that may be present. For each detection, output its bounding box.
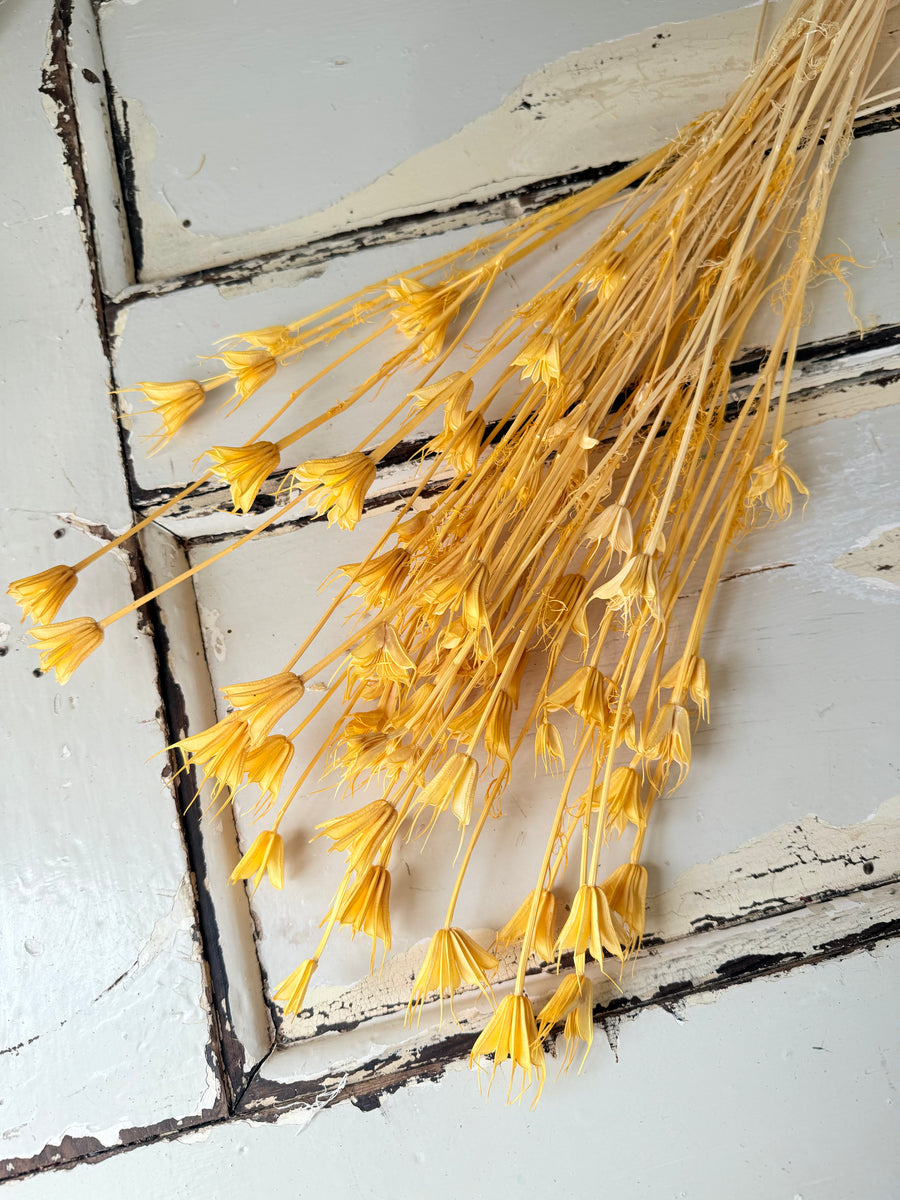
[222,671,305,742]
[292,452,377,530]
[494,889,557,962]
[413,753,479,831]
[469,992,545,1104]
[585,503,634,559]
[217,348,277,409]
[593,552,662,623]
[335,864,392,970]
[555,884,624,971]
[535,718,565,775]
[513,332,562,388]
[208,441,280,513]
[341,548,410,611]
[314,799,399,873]
[538,573,589,650]
[409,372,473,415]
[29,616,103,683]
[349,623,415,687]
[536,972,594,1072]
[273,958,317,1018]
[244,735,294,808]
[173,717,250,797]
[544,665,608,729]
[229,829,284,892]
[660,653,710,721]
[643,702,691,780]
[124,379,206,449]
[9,564,78,625]
[407,927,497,1023]
[603,765,645,838]
[746,438,808,520]
[387,278,457,360]
[601,863,648,956]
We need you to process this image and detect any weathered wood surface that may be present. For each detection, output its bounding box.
[7,938,899,1198]
[1,0,220,1173]
[96,0,900,282]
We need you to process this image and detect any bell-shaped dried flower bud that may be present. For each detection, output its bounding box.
[29,616,103,684]
[660,653,710,721]
[173,717,251,795]
[469,992,545,1104]
[427,411,486,475]
[218,347,277,408]
[229,829,284,892]
[545,666,608,729]
[414,753,479,830]
[341,547,410,611]
[485,689,514,767]
[592,551,662,623]
[387,277,456,360]
[293,451,377,530]
[604,765,645,838]
[643,702,692,776]
[539,573,589,650]
[407,927,497,1024]
[231,325,294,355]
[208,440,280,513]
[314,799,399,873]
[585,503,634,559]
[513,332,562,388]
[491,643,528,707]
[394,510,428,544]
[555,884,624,970]
[535,717,565,775]
[494,889,558,963]
[9,564,78,626]
[746,437,808,519]
[273,958,317,1018]
[124,379,206,448]
[222,671,305,743]
[335,864,392,970]
[409,371,473,415]
[601,863,648,956]
[536,972,594,1072]
[244,735,294,806]
[349,623,415,687]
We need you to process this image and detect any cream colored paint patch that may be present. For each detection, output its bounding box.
[833,524,900,588]
[128,4,788,283]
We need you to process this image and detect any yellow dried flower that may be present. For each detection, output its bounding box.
[484,689,514,768]
[747,437,809,519]
[244,735,294,806]
[545,665,608,729]
[230,325,294,354]
[585,503,634,559]
[208,440,280,513]
[123,379,206,447]
[513,332,562,388]
[410,371,473,415]
[593,552,662,623]
[469,992,545,1103]
[29,616,103,683]
[414,753,479,830]
[349,623,415,687]
[427,411,486,475]
[8,564,78,625]
[535,718,565,775]
[273,958,317,1018]
[335,864,392,970]
[601,863,648,956]
[660,653,710,721]
[604,765,645,838]
[174,717,251,795]
[229,829,284,892]
[217,347,277,408]
[643,702,692,776]
[387,277,456,360]
[314,799,399,873]
[536,972,594,1072]
[222,671,305,742]
[538,573,589,649]
[407,927,497,1023]
[292,451,377,530]
[494,889,558,963]
[341,547,410,610]
[555,884,624,970]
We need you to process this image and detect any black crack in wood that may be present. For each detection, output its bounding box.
[39,0,111,356]
[103,82,144,279]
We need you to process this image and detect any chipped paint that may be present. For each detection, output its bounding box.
[833,524,900,589]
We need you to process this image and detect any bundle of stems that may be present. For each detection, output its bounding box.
[10,0,890,1102]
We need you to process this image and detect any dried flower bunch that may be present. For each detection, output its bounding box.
[10,0,890,1102]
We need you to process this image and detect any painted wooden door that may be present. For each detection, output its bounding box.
[3,1,899,1194]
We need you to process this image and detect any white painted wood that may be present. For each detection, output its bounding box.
[7,938,899,1199]
[113,127,900,510]
[96,0,900,281]
[180,391,899,1057]
[1,0,219,1169]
